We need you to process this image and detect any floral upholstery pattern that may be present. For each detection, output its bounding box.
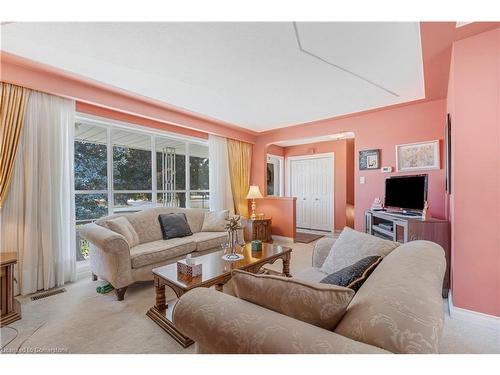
[173,288,390,354]
[174,239,446,354]
[129,238,196,269]
[232,270,354,330]
[321,227,399,274]
[189,232,228,252]
[80,208,227,292]
[334,240,446,353]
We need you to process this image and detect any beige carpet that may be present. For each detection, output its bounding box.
[1,240,499,354]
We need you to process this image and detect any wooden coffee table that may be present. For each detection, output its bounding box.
[146,242,292,347]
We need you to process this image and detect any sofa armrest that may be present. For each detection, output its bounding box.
[312,237,336,268]
[173,288,389,354]
[79,222,130,255]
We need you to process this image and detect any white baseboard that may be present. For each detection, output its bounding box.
[448,291,500,330]
[271,235,294,243]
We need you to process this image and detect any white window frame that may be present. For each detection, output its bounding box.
[73,113,209,223]
[266,154,284,197]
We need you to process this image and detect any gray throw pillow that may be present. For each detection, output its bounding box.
[320,256,383,292]
[158,213,193,240]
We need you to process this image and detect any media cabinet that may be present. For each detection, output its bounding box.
[365,209,450,297]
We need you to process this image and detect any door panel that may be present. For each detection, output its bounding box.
[290,156,333,231]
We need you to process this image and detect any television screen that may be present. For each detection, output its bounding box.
[384,175,427,211]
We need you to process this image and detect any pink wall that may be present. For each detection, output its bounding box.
[251,99,447,231]
[267,144,285,157]
[0,51,256,144]
[77,102,209,140]
[283,139,351,230]
[447,28,500,317]
[248,197,296,239]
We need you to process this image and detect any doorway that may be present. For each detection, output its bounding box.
[287,153,334,231]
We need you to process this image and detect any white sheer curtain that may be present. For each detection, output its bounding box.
[208,135,234,213]
[0,91,76,295]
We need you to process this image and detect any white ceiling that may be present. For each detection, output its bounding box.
[1,22,425,132]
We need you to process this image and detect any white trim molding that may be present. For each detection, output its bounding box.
[448,292,500,331]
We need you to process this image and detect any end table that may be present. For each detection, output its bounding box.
[1,252,21,327]
[241,217,272,243]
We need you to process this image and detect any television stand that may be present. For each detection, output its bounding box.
[365,209,450,298]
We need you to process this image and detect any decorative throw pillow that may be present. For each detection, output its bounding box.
[201,210,229,232]
[320,255,383,292]
[105,216,140,247]
[232,270,354,330]
[158,213,193,240]
[320,227,399,275]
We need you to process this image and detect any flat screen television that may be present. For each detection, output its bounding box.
[384,174,428,212]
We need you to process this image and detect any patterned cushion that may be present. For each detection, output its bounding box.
[158,213,193,240]
[334,241,446,353]
[232,270,354,330]
[96,207,207,244]
[190,232,228,252]
[130,238,196,268]
[321,227,399,274]
[201,210,229,232]
[320,256,383,291]
[104,217,139,247]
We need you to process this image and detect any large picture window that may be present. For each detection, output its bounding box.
[73,115,210,259]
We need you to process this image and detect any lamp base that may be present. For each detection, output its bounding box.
[250,199,257,219]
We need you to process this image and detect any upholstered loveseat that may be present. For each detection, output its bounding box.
[173,236,446,354]
[80,207,231,300]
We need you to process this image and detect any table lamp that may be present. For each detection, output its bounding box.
[246,185,263,219]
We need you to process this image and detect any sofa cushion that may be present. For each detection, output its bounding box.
[95,208,207,244]
[126,209,164,244]
[334,241,446,354]
[320,256,383,292]
[294,267,328,283]
[201,210,228,232]
[232,270,354,330]
[158,213,193,240]
[129,238,196,269]
[320,227,399,274]
[190,231,228,252]
[104,217,140,247]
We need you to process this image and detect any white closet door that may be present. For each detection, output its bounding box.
[290,155,333,231]
[291,159,308,228]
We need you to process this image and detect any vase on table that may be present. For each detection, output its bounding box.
[222,216,244,261]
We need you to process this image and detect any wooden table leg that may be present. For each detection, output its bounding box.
[147,278,193,348]
[282,253,291,277]
[155,282,167,311]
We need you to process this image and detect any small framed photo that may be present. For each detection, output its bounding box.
[359,149,380,170]
[396,140,440,172]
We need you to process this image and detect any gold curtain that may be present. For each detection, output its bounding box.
[227,139,252,217]
[0,83,30,207]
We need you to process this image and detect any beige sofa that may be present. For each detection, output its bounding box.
[173,237,446,354]
[80,207,230,300]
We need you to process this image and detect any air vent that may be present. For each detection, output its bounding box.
[31,288,66,301]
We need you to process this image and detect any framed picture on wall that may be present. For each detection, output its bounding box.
[396,140,440,172]
[359,149,380,170]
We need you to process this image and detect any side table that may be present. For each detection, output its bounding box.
[241,217,272,243]
[1,252,21,327]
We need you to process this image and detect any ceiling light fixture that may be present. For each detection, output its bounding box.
[292,22,399,97]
